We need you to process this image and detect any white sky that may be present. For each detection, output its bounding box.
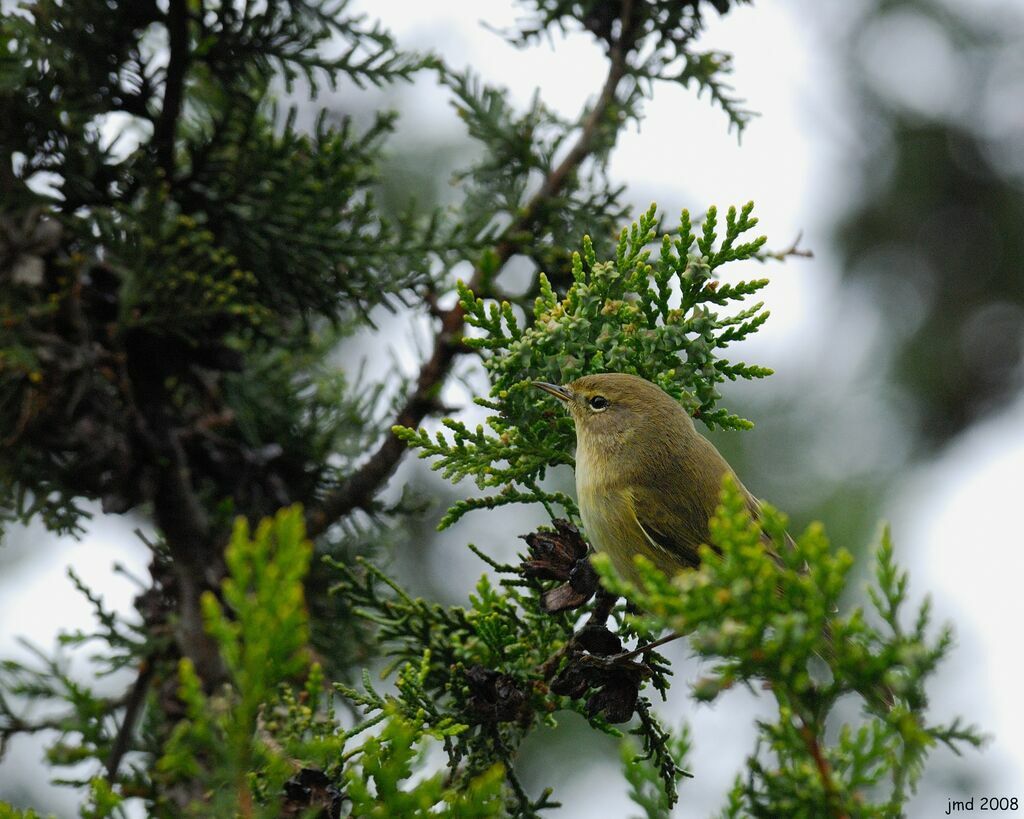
[2,1,1022,816]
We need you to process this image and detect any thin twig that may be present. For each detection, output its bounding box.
[105,659,156,781]
[1,712,70,757]
[2,689,130,760]
[154,0,190,176]
[758,230,813,262]
[611,630,683,663]
[798,721,847,819]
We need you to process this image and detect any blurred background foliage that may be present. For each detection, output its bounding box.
[835,0,1024,446]
[701,0,1024,554]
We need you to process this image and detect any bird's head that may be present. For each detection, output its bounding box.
[532,372,692,442]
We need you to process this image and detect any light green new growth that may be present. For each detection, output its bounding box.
[396,203,773,529]
[157,507,314,815]
[595,477,984,817]
[154,507,507,818]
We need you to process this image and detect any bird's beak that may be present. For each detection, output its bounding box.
[532,381,573,402]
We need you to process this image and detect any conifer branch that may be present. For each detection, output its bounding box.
[799,722,846,819]
[127,346,224,683]
[0,708,71,753]
[306,5,635,539]
[154,0,190,176]
[104,658,155,782]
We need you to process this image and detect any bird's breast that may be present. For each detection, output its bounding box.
[575,434,693,585]
[576,455,654,586]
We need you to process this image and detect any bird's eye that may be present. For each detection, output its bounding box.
[588,395,609,411]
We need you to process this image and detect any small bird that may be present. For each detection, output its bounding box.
[533,372,769,586]
[533,374,898,708]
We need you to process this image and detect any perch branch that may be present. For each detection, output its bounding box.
[104,658,156,781]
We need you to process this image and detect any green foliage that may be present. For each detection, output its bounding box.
[147,506,508,816]
[0,805,49,819]
[157,509,312,806]
[329,557,597,814]
[79,778,123,819]
[620,726,692,819]
[397,203,771,528]
[204,512,312,693]
[161,103,437,322]
[594,477,984,817]
[329,520,698,813]
[0,0,438,539]
[343,713,505,818]
[0,563,153,790]
[111,208,271,336]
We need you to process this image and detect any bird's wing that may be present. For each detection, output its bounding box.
[630,471,794,572]
[627,483,708,571]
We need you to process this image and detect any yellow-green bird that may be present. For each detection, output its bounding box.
[533,372,768,586]
[533,373,899,706]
